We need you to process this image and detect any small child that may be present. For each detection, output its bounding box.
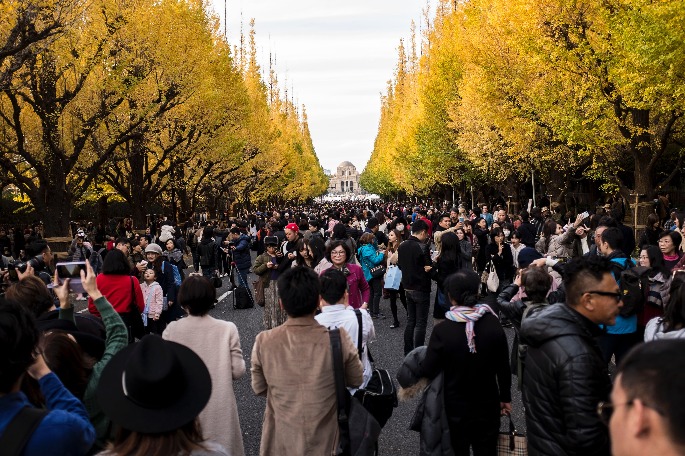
[141,268,165,335]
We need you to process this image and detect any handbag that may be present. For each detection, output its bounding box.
[329,328,381,456]
[498,415,527,456]
[486,260,500,293]
[253,276,266,307]
[369,264,386,279]
[352,310,397,429]
[383,265,401,290]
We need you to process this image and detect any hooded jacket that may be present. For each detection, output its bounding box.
[520,303,611,456]
[231,233,252,271]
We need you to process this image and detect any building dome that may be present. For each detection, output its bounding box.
[338,161,355,168]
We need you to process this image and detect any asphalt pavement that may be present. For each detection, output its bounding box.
[205,254,527,456]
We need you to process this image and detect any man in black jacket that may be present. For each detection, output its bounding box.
[398,220,432,355]
[520,255,619,456]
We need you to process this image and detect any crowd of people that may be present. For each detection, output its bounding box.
[1,198,685,456]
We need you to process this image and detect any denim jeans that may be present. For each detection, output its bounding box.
[404,289,431,355]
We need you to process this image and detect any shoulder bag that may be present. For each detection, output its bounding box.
[329,328,381,456]
[252,276,266,307]
[497,415,527,456]
[486,260,499,293]
[0,407,48,456]
[352,310,398,428]
[120,277,145,343]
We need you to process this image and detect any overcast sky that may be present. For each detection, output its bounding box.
[208,0,431,173]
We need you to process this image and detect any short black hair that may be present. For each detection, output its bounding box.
[115,237,131,246]
[25,240,49,258]
[178,276,216,316]
[319,268,348,305]
[102,248,131,275]
[522,266,552,302]
[0,298,39,393]
[599,226,623,251]
[562,255,613,307]
[659,230,682,251]
[411,219,428,235]
[443,270,480,308]
[277,267,320,317]
[662,273,685,333]
[366,218,379,229]
[597,216,618,228]
[617,340,685,449]
[325,240,351,263]
[229,227,241,235]
[309,219,320,229]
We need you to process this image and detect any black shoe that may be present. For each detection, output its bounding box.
[390,321,400,328]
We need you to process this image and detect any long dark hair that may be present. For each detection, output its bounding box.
[642,245,669,277]
[439,231,459,264]
[107,419,207,456]
[542,220,558,252]
[40,331,94,399]
[663,274,685,332]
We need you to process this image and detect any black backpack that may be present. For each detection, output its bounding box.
[619,266,651,317]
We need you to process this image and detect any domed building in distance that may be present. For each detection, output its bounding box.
[328,161,362,194]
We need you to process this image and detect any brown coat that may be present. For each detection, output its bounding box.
[251,316,363,456]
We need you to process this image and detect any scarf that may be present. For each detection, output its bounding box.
[445,304,497,353]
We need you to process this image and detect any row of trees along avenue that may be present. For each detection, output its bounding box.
[362,0,684,215]
[0,0,328,236]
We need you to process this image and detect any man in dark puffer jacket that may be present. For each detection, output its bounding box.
[520,255,617,456]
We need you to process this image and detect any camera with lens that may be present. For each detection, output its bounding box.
[7,256,46,282]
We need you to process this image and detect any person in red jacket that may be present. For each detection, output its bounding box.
[88,249,144,342]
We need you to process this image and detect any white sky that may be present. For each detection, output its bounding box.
[209,0,431,173]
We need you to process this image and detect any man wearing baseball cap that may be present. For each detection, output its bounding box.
[280,223,302,270]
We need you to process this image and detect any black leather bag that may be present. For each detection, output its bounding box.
[352,310,398,428]
[329,328,381,456]
[121,277,144,343]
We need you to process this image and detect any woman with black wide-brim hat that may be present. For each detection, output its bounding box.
[96,335,227,455]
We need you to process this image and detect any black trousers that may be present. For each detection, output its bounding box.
[448,415,499,456]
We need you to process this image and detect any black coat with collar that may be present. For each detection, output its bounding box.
[520,303,611,456]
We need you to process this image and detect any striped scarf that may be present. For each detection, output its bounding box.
[445,304,497,353]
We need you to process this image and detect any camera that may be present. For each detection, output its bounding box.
[7,256,45,282]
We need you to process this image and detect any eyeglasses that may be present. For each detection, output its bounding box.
[586,290,622,302]
[597,401,632,424]
[331,250,346,256]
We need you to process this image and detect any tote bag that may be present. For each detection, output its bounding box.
[384,265,402,290]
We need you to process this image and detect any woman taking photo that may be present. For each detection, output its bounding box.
[385,229,407,328]
[253,236,287,329]
[163,276,246,456]
[323,240,369,309]
[357,232,386,319]
[401,270,511,455]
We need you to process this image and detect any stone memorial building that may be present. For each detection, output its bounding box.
[328,161,362,194]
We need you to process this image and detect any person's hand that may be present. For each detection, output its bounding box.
[276,251,284,257]
[514,273,522,287]
[53,270,71,308]
[500,402,512,416]
[360,302,368,310]
[79,261,102,301]
[17,263,34,281]
[574,213,584,228]
[27,352,52,381]
[152,313,160,321]
[531,258,547,268]
[136,263,146,272]
[424,265,432,272]
[498,243,504,255]
[168,301,174,307]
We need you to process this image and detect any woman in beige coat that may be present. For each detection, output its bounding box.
[163,276,246,455]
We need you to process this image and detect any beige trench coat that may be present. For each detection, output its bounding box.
[251,316,363,456]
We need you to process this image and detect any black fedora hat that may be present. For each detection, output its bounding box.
[97,334,211,434]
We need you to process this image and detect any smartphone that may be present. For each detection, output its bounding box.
[139,260,148,266]
[56,261,87,279]
[580,211,589,220]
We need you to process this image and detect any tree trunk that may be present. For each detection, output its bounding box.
[35,184,72,237]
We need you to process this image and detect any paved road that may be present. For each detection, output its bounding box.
[74,258,526,455]
[205,261,526,456]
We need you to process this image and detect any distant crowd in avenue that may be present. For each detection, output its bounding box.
[1,196,685,456]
